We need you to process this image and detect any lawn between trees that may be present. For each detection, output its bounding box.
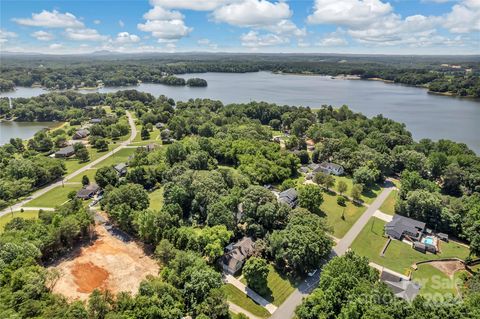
[222,284,270,318]
[379,189,398,215]
[0,210,39,233]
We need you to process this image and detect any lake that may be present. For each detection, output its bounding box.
[1,71,479,153]
[0,121,60,145]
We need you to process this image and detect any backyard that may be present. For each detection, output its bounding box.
[412,264,463,297]
[92,147,137,169]
[350,218,471,276]
[320,191,367,238]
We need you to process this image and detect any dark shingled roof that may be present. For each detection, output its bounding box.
[385,214,426,240]
[278,188,298,208]
[380,270,421,301]
[55,145,75,156]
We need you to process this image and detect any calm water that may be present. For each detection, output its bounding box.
[1,71,479,153]
[0,121,59,145]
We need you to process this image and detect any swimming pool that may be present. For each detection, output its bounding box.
[422,236,435,245]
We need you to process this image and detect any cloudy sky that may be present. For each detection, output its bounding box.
[1,0,479,54]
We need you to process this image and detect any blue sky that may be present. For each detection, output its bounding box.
[1,0,479,54]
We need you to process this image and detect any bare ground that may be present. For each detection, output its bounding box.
[50,224,159,301]
[428,260,465,278]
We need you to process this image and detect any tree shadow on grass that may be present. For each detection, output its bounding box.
[362,184,381,201]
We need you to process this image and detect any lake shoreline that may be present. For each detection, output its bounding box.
[2,70,478,99]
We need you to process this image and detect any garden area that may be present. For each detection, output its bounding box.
[332,176,382,204]
[351,218,471,276]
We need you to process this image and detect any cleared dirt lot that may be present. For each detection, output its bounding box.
[51,224,159,301]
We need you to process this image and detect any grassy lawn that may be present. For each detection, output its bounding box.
[332,176,382,204]
[320,191,367,238]
[68,169,98,183]
[412,264,459,297]
[379,189,398,215]
[64,144,116,173]
[93,147,137,169]
[240,265,297,306]
[132,126,160,144]
[24,184,80,208]
[223,284,270,318]
[148,187,164,211]
[351,218,472,276]
[0,211,39,233]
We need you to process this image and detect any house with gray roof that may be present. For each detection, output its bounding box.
[77,183,100,200]
[385,214,426,241]
[114,163,128,176]
[221,237,255,275]
[318,162,344,175]
[278,188,298,208]
[73,128,89,140]
[55,145,75,158]
[380,270,420,301]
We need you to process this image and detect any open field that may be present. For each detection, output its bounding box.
[148,188,164,211]
[351,218,471,275]
[131,122,160,144]
[63,144,116,173]
[379,189,398,215]
[223,284,270,318]
[0,210,39,233]
[320,191,367,238]
[69,168,98,183]
[332,176,382,204]
[24,184,80,208]
[51,224,159,301]
[93,147,137,169]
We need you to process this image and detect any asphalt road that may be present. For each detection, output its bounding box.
[270,183,395,319]
[0,111,137,218]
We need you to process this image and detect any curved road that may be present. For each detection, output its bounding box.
[0,111,137,218]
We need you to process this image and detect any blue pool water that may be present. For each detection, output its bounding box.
[423,237,434,245]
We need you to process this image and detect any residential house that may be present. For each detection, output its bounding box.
[318,162,344,175]
[278,188,298,208]
[220,237,255,275]
[114,163,128,176]
[380,271,420,301]
[385,214,426,241]
[55,145,75,158]
[155,122,165,129]
[73,129,90,140]
[90,118,102,124]
[77,183,100,200]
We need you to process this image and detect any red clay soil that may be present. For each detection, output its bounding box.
[71,262,109,293]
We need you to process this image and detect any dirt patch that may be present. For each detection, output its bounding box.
[50,224,159,301]
[72,262,109,293]
[428,260,465,277]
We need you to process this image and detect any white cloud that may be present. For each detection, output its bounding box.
[307,0,393,28]
[213,0,291,27]
[138,19,192,40]
[49,43,63,49]
[318,35,348,46]
[93,19,101,25]
[31,30,54,41]
[265,20,306,37]
[114,32,141,44]
[150,0,230,11]
[240,30,288,47]
[443,0,480,33]
[144,6,184,20]
[13,10,84,28]
[119,20,125,28]
[0,29,17,43]
[197,38,219,49]
[65,28,108,41]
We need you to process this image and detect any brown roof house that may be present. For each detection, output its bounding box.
[220,237,255,275]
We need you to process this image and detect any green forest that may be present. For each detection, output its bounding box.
[1,90,480,318]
